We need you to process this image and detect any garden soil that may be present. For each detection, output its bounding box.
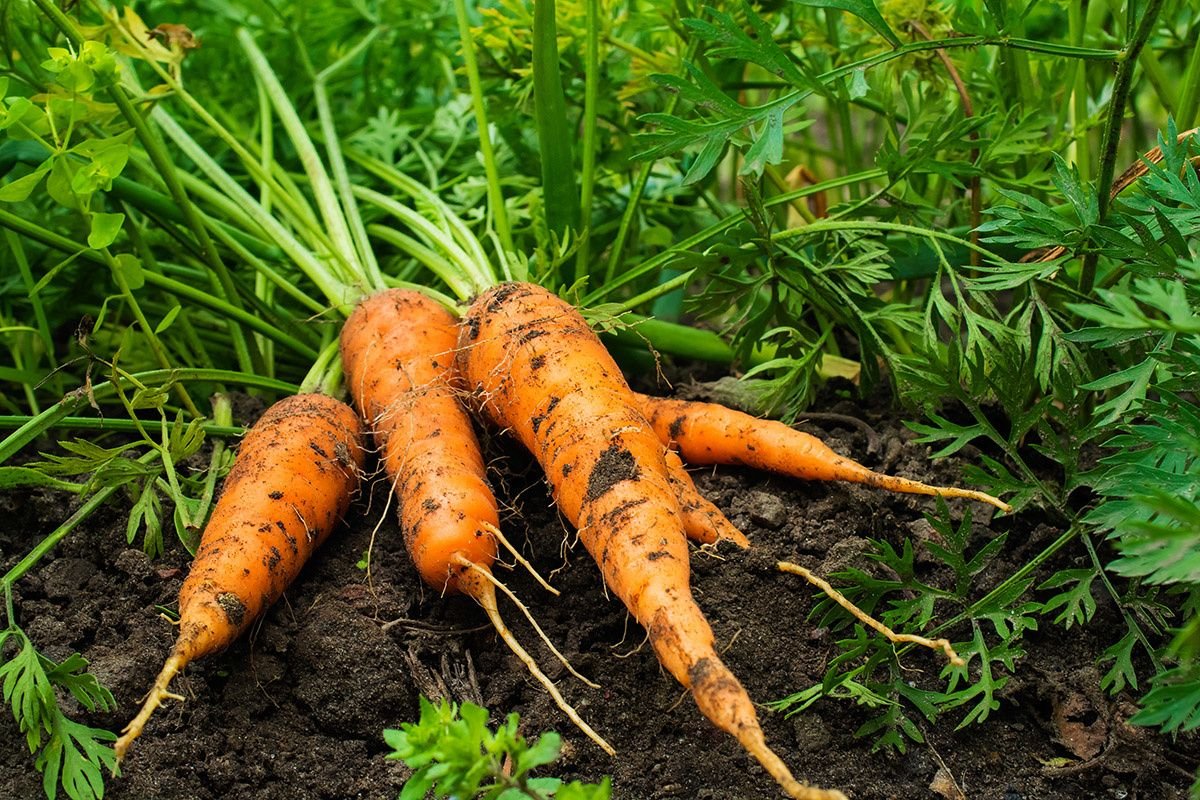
[2,380,1197,800]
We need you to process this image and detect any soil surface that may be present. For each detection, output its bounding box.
[2,381,1197,800]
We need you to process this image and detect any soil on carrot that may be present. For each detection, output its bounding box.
[2,380,1197,800]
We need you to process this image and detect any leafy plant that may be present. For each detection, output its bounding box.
[385,697,612,800]
[0,589,117,800]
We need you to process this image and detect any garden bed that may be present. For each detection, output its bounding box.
[3,386,1194,800]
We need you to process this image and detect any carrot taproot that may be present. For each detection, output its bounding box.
[635,393,1011,512]
[664,449,749,548]
[114,393,365,762]
[339,288,612,754]
[458,282,844,800]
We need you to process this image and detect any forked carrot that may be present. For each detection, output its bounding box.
[635,393,1011,512]
[114,393,365,762]
[458,282,845,800]
[664,449,749,548]
[339,289,612,755]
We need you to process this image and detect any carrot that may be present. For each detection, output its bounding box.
[458,282,845,800]
[635,393,1011,512]
[340,288,612,754]
[114,393,366,762]
[664,449,749,548]
[340,289,498,595]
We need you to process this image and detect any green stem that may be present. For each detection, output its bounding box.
[452,0,515,265]
[238,30,364,291]
[1080,0,1166,295]
[354,186,487,297]
[1176,30,1200,129]
[312,28,387,292]
[0,415,242,436]
[574,0,601,284]
[532,0,579,242]
[1067,0,1091,185]
[152,111,356,310]
[0,369,297,464]
[1,452,159,589]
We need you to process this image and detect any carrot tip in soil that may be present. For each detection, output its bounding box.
[778,560,965,667]
[636,393,1011,513]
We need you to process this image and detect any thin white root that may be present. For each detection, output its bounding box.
[456,557,600,689]
[480,520,559,595]
[740,727,849,800]
[464,564,617,757]
[113,651,188,767]
[778,560,964,667]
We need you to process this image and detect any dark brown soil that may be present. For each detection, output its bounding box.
[2,389,1197,800]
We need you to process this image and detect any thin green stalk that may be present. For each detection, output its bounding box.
[452,0,515,264]
[367,225,476,300]
[586,169,887,303]
[312,29,386,292]
[1068,0,1091,185]
[1080,0,1167,295]
[238,30,364,292]
[39,0,262,374]
[776,219,1013,265]
[354,186,489,296]
[0,368,298,464]
[344,148,495,281]
[824,13,859,184]
[1177,30,1200,129]
[152,111,356,311]
[142,271,318,358]
[574,0,601,284]
[1,452,158,589]
[532,0,579,241]
[299,340,342,395]
[123,205,222,375]
[607,269,696,315]
[4,232,58,389]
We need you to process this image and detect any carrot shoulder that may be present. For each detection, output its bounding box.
[115,393,365,762]
[636,393,1010,512]
[458,282,844,800]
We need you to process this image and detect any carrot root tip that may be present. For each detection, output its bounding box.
[113,653,188,767]
[778,560,964,667]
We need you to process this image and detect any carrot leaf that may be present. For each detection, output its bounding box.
[385,697,611,800]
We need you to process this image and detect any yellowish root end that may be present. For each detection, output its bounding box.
[113,652,188,768]
[457,558,616,757]
[778,560,964,667]
[480,520,560,595]
[738,727,849,800]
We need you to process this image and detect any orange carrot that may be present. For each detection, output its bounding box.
[340,288,612,754]
[636,393,1011,511]
[114,393,365,762]
[664,449,749,548]
[341,289,498,595]
[458,282,844,800]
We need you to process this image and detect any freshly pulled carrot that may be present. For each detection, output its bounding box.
[115,393,365,762]
[458,282,844,800]
[340,289,612,754]
[341,289,498,595]
[635,393,1011,512]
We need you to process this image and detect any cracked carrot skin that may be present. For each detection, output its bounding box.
[458,282,844,800]
[115,393,365,761]
[340,289,498,594]
[636,393,1011,512]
